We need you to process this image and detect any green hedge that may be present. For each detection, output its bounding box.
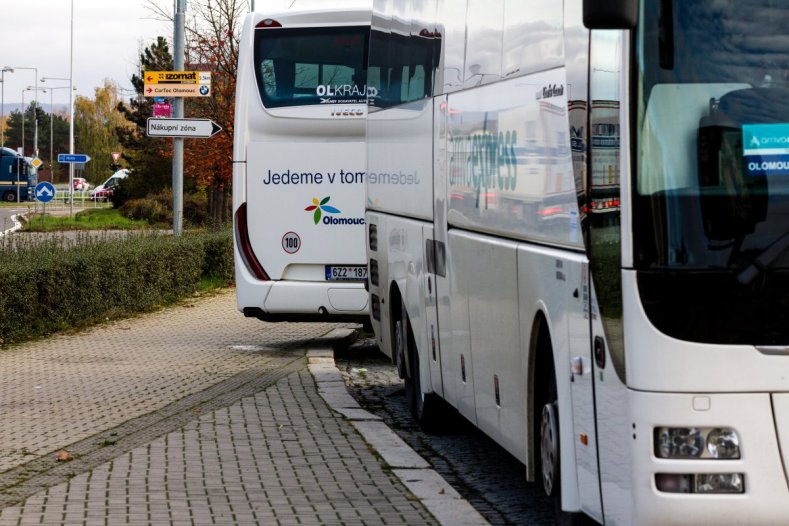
[0,229,234,345]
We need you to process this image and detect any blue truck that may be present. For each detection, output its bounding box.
[0,147,35,202]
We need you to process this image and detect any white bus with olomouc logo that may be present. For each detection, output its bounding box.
[233,1,372,322]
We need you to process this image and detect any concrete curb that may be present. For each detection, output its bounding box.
[308,328,490,526]
[0,214,24,237]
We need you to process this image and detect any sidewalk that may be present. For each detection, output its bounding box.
[0,291,487,525]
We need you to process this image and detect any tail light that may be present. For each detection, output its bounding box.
[234,202,270,281]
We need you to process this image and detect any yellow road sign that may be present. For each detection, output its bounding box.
[143,71,211,85]
[144,84,211,97]
[30,157,43,169]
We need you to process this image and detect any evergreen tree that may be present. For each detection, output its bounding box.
[116,36,176,203]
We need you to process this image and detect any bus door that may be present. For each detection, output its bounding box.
[578,27,631,524]
[565,3,604,520]
[567,257,603,522]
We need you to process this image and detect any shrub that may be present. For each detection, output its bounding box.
[119,189,210,228]
[120,197,171,225]
[0,229,233,345]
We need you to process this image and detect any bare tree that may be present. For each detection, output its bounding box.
[145,0,250,225]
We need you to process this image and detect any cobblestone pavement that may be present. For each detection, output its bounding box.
[0,290,333,474]
[335,338,556,526]
[0,291,437,525]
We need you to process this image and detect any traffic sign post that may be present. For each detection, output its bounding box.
[146,118,222,138]
[34,181,56,215]
[57,153,91,164]
[35,182,56,202]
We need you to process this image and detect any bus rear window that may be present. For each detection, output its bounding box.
[254,26,369,108]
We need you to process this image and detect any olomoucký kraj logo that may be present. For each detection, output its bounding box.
[305,196,341,224]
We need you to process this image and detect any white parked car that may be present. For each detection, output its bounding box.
[89,169,129,201]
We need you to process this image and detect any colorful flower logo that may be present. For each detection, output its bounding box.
[305,196,341,224]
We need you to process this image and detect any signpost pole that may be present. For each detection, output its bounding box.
[172,0,186,237]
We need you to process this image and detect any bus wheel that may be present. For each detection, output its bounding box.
[3,191,16,202]
[402,312,439,429]
[394,318,407,380]
[539,357,589,525]
[541,399,560,497]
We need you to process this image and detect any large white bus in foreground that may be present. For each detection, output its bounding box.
[233,1,372,322]
[365,0,789,524]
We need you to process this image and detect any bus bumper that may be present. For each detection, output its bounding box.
[237,274,368,323]
[628,390,789,525]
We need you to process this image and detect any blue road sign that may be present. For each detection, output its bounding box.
[57,153,91,163]
[35,182,56,203]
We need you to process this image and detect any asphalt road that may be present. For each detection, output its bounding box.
[0,206,27,235]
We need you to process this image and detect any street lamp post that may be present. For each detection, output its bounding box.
[20,89,25,155]
[9,67,38,156]
[27,85,70,180]
[1,67,14,149]
[42,75,74,210]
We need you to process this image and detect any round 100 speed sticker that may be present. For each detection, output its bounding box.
[282,232,301,254]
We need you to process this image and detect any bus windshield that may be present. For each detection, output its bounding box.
[634,0,789,344]
[254,26,369,108]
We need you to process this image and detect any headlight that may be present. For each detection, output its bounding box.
[656,473,745,494]
[707,428,741,459]
[656,427,705,458]
[655,427,740,459]
[695,473,744,493]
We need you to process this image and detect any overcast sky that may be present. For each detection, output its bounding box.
[1,0,173,108]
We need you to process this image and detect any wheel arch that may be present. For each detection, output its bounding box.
[527,309,553,482]
[528,303,583,516]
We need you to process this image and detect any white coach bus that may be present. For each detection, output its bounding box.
[233,1,372,322]
[364,0,789,524]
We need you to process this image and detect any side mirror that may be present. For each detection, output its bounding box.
[584,0,638,29]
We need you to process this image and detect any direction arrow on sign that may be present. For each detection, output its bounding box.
[57,153,91,163]
[35,182,56,203]
[146,118,222,138]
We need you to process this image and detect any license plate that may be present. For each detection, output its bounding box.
[325,265,368,281]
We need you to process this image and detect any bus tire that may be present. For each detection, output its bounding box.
[3,191,16,202]
[394,318,407,380]
[536,332,589,525]
[402,310,439,430]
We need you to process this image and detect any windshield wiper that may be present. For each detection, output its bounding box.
[737,230,789,285]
